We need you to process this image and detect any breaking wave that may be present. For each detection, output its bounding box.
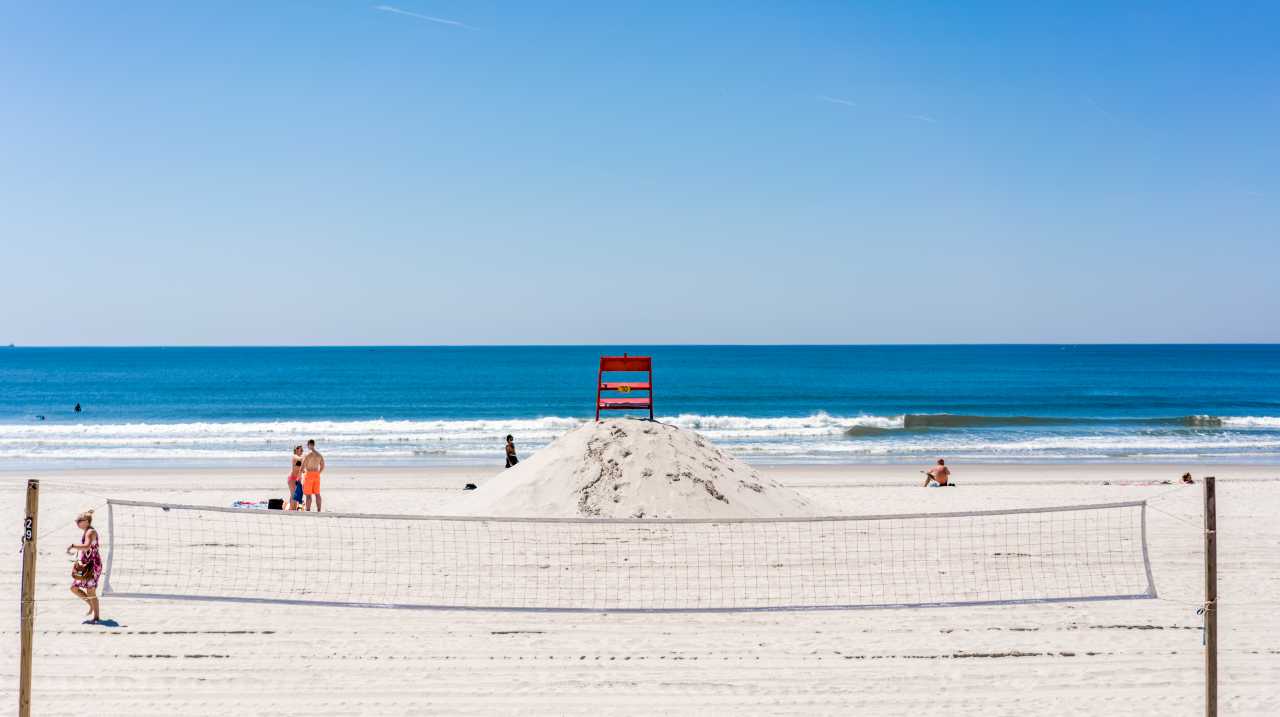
[859,414,1280,432]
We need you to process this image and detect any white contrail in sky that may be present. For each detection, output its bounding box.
[374,5,472,29]
[1084,96,1116,119]
[819,96,941,125]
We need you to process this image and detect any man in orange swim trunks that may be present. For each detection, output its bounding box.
[301,439,325,512]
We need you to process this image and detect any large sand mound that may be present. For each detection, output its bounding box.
[447,418,815,518]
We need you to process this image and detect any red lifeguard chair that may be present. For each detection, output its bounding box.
[596,354,654,421]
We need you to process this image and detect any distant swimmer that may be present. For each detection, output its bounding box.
[505,434,519,468]
[301,439,325,512]
[36,415,45,421]
[923,459,952,487]
[74,403,82,413]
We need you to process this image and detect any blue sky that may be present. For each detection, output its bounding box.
[1,1,1276,345]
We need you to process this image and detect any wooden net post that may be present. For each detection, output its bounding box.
[1203,475,1217,717]
[19,479,40,717]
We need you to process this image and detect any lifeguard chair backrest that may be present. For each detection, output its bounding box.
[596,354,654,421]
[599,355,652,372]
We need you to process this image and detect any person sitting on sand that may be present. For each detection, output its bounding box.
[923,459,952,487]
[302,439,325,512]
[505,434,519,468]
[68,510,103,623]
[287,445,304,510]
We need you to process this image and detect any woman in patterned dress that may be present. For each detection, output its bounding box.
[68,509,103,622]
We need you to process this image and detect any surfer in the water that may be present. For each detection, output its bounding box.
[923,459,952,487]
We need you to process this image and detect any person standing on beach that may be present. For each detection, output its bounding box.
[504,434,519,468]
[287,445,304,510]
[302,439,325,512]
[68,510,103,623]
[923,459,951,487]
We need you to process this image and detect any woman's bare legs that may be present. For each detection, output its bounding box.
[85,587,100,621]
[70,586,100,621]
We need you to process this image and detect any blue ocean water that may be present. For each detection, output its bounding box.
[1,345,1278,467]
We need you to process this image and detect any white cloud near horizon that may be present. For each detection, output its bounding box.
[908,113,939,123]
[374,5,472,29]
[816,95,856,107]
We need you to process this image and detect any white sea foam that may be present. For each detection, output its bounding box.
[0,413,1277,465]
[1219,416,1280,428]
[665,412,903,437]
[0,417,584,439]
[0,413,888,446]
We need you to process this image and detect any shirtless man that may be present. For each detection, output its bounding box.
[504,434,519,468]
[923,458,951,487]
[301,439,325,512]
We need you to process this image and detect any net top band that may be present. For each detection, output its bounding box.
[105,498,1147,525]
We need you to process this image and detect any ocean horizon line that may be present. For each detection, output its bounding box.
[6,342,1280,349]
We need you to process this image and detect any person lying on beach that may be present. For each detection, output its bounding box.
[923,459,952,487]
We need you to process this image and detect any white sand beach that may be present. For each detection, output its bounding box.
[3,461,1278,716]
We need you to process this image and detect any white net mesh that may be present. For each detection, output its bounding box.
[103,500,1155,612]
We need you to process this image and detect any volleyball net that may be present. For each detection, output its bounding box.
[101,499,1156,612]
